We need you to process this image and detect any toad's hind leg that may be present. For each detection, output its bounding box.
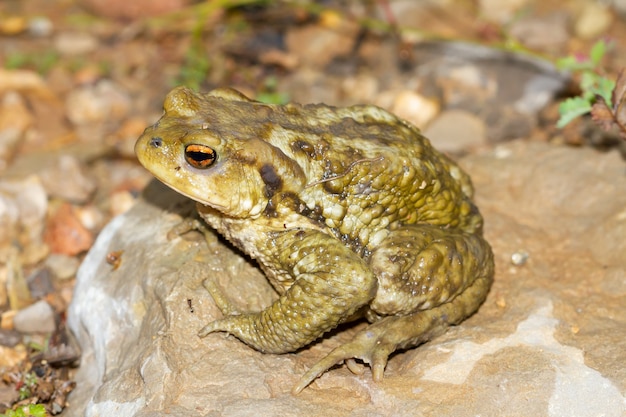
[292,225,494,394]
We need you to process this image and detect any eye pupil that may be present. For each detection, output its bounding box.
[184,144,216,169]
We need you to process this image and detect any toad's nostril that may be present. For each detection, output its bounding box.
[150,137,163,148]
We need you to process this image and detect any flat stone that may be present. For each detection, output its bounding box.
[66,143,626,416]
[424,109,487,153]
[13,300,56,334]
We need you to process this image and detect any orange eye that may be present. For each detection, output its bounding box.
[184,144,217,169]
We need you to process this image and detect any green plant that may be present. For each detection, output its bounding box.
[557,40,626,138]
[256,76,289,104]
[0,404,48,417]
[17,372,39,401]
[3,50,59,74]
[177,40,212,91]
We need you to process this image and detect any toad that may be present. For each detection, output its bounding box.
[135,87,494,394]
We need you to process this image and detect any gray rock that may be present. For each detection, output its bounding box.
[67,144,626,416]
[411,41,569,141]
[13,300,56,334]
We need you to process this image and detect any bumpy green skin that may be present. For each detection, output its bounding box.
[135,87,494,394]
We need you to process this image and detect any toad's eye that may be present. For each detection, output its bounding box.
[184,144,216,169]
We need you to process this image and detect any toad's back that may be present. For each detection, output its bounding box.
[169,88,481,248]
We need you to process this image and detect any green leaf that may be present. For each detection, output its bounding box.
[595,77,616,107]
[557,97,592,128]
[28,404,48,417]
[589,40,607,66]
[556,55,592,72]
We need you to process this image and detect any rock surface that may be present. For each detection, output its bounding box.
[67,142,626,416]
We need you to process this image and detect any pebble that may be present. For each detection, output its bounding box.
[0,91,33,171]
[65,80,131,126]
[13,300,57,334]
[423,110,487,153]
[0,176,48,250]
[0,16,27,35]
[574,2,613,40]
[54,32,98,56]
[478,0,530,23]
[109,190,137,217]
[74,204,105,231]
[511,250,530,266]
[39,155,97,204]
[0,329,21,347]
[387,90,440,130]
[28,16,54,37]
[4,247,33,311]
[44,203,94,256]
[26,267,55,299]
[285,24,356,69]
[0,344,26,368]
[509,13,569,53]
[44,254,80,281]
[0,68,44,93]
[341,74,379,104]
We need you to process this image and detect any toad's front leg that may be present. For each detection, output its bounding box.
[198,228,377,355]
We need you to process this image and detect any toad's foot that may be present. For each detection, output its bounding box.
[292,270,492,394]
[291,313,443,395]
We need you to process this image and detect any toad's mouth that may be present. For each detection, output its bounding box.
[153,175,228,212]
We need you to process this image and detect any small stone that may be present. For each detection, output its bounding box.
[285,24,357,69]
[44,203,94,256]
[0,16,27,35]
[44,254,80,281]
[509,13,569,53]
[423,110,487,153]
[387,90,440,129]
[478,0,530,23]
[26,267,55,298]
[109,190,137,217]
[0,344,26,368]
[73,65,105,86]
[511,250,529,266]
[0,329,21,347]
[0,175,48,251]
[13,300,56,334]
[0,68,54,98]
[28,16,54,37]
[39,155,96,204]
[65,80,131,127]
[74,205,105,231]
[54,32,98,55]
[0,91,34,171]
[575,2,613,40]
[341,74,379,104]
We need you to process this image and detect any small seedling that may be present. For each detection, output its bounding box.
[589,69,626,138]
[556,40,626,138]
